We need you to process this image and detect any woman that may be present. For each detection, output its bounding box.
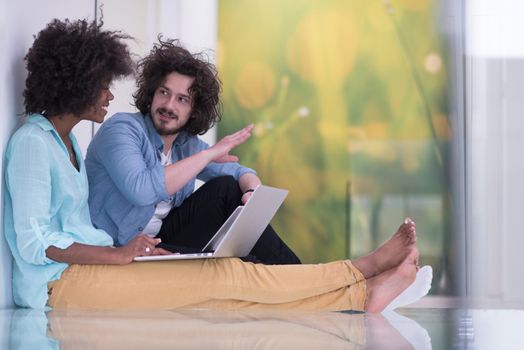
[4,18,419,311]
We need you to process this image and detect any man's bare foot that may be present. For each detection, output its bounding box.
[353,218,416,279]
[364,248,419,313]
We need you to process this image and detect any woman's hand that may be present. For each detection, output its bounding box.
[46,235,172,265]
[115,235,172,264]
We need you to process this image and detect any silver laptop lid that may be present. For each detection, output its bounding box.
[202,205,243,252]
[212,185,288,257]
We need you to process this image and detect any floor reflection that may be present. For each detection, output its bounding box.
[4,307,437,349]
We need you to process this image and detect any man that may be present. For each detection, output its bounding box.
[85,38,300,264]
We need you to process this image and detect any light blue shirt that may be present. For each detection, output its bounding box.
[85,112,256,245]
[4,114,113,308]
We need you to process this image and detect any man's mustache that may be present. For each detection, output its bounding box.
[157,108,178,119]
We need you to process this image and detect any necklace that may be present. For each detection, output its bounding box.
[49,118,76,162]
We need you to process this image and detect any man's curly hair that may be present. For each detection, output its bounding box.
[134,38,221,135]
[23,18,134,117]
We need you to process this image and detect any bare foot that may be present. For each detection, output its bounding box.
[353,218,416,279]
[364,248,419,313]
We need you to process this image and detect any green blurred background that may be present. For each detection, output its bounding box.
[218,0,453,295]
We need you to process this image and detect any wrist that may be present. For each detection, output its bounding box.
[113,246,130,265]
[201,149,215,163]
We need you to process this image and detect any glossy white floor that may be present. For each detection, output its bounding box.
[2,305,520,349]
[0,309,482,349]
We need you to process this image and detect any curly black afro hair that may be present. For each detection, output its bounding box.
[133,38,221,136]
[23,18,134,117]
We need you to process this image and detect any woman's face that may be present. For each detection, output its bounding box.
[79,85,114,123]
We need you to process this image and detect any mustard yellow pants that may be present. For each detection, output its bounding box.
[47,258,367,311]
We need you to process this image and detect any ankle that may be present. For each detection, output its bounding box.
[364,279,384,313]
[352,255,378,279]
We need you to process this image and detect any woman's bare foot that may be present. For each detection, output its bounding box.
[364,248,419,313]
[353,218,416,279]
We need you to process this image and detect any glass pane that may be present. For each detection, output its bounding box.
[218,0,453,296]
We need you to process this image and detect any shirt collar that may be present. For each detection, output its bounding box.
[28,113,54,131]
[27,113,81,160]
[144,114,164,151]
[143,113,190,152]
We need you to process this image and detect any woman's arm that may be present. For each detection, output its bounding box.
[46,235,169,265]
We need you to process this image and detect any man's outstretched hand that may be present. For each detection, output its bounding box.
[206,124,254,163]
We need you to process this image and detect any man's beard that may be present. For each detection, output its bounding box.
[153,119,181,136]
[152,108,182,136]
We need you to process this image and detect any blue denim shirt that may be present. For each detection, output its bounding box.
[4,114,113,308]
[85,112,256,245]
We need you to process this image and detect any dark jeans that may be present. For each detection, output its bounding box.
[156,176,301,265]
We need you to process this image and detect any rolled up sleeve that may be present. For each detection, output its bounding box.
[6,134,74,265]
[199,162,256,182]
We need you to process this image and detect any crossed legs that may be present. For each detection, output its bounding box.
[157,176,301,264]
[48,219,420,312]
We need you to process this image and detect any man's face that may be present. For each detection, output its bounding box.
[150,72,194,136]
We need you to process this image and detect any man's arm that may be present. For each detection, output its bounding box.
[88,118,170,207]
[163,124,254,195]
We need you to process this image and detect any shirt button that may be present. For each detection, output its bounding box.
[138,226,144,231]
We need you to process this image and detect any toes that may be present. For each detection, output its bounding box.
[405,235,416,246]
[404,217,415,226]
[403,218,417,243]
[401,218,416,232]
[409,227,417,242]
[403,226,417,244]
[398,222,413,236]
[404,218,416,231]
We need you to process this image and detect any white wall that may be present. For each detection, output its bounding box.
[93,0,218,151]
[0,0,96,308]
[466,0,524,307]
[94,0,217,193]
[0,0,218,310]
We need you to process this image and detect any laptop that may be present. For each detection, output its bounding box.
[134,185,288,261]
